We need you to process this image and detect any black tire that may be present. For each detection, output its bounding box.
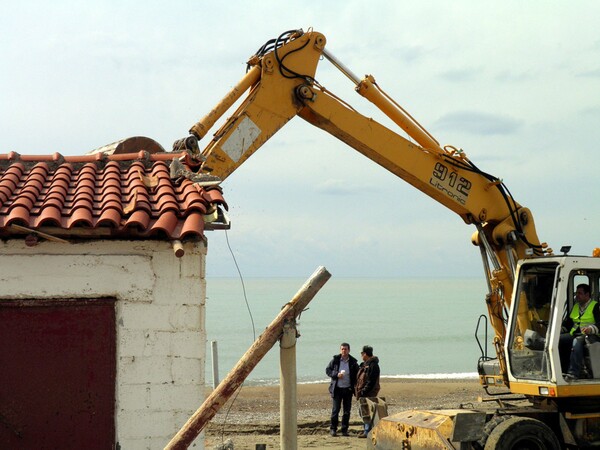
[473,415,512,450]
[483,416,560,450]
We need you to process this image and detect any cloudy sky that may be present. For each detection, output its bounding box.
[2,1,600,278]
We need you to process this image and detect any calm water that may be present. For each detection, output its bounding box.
[205,277,490,385]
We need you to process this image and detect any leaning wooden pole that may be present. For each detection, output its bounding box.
[164,266,331,450]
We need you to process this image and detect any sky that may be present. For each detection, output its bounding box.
[2,1,600,279]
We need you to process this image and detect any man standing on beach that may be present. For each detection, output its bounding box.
[355,345,380,438]
[325,342,359,437]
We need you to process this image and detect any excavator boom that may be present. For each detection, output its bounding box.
[185,30,543,253]
[175,29,546,386]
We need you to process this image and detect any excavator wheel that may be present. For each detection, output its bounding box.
[472,415,511,450]
[483,416,560,450]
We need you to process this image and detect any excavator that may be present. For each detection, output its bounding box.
[165,29,600,448]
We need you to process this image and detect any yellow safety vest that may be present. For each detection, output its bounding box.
[570,300,599,335]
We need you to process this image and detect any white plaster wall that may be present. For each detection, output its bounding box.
[0,239,207,449]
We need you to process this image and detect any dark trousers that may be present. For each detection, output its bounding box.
[330,386,353,431]
[560,332,599,376]
[559,332,574,373]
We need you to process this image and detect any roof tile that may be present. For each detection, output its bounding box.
[0,151,227,241]
[32,205,62,227]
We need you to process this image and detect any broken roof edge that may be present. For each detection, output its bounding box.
[0,149,192,170]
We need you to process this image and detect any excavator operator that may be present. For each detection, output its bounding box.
[559,283,600,380]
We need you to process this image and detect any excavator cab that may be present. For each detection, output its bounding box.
[505,256,600,390]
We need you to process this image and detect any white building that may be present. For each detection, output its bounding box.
[0,145,228,449]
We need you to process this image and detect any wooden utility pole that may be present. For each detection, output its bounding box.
[164,266,331,450]
[280,318,298,450]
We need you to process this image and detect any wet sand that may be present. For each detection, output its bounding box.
[204,377,488,449]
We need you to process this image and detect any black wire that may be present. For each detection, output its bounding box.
[442,154,544,254]
[216,229,257,446]
[274,31,312,81]
[442,154,521,230]
[247,29,299,72]
[225,229,256,339]
[247,29,318,86]
[254,39,277,57]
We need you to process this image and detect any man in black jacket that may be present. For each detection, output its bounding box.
[355,345,381,438]
[325,342,359,437]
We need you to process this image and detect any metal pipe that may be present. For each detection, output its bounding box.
[211,340,219,389]
[476,224,502,272]
[479,245,493,294]
[323,47,443,153]
[504,243,517,282]
[322,48,361,85]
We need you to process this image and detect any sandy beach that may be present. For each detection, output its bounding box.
[204,378,489,449]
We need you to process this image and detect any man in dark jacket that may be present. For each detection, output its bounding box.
[355,345,380,438]
[325,342,359,437]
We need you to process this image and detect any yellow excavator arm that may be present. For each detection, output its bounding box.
[175,29,550,385]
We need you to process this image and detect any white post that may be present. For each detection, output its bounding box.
[280,319,297,450]
[211,340,219,389]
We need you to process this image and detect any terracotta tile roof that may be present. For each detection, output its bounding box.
[0,150,228,242]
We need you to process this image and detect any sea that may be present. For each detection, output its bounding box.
[205,277,490,386]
